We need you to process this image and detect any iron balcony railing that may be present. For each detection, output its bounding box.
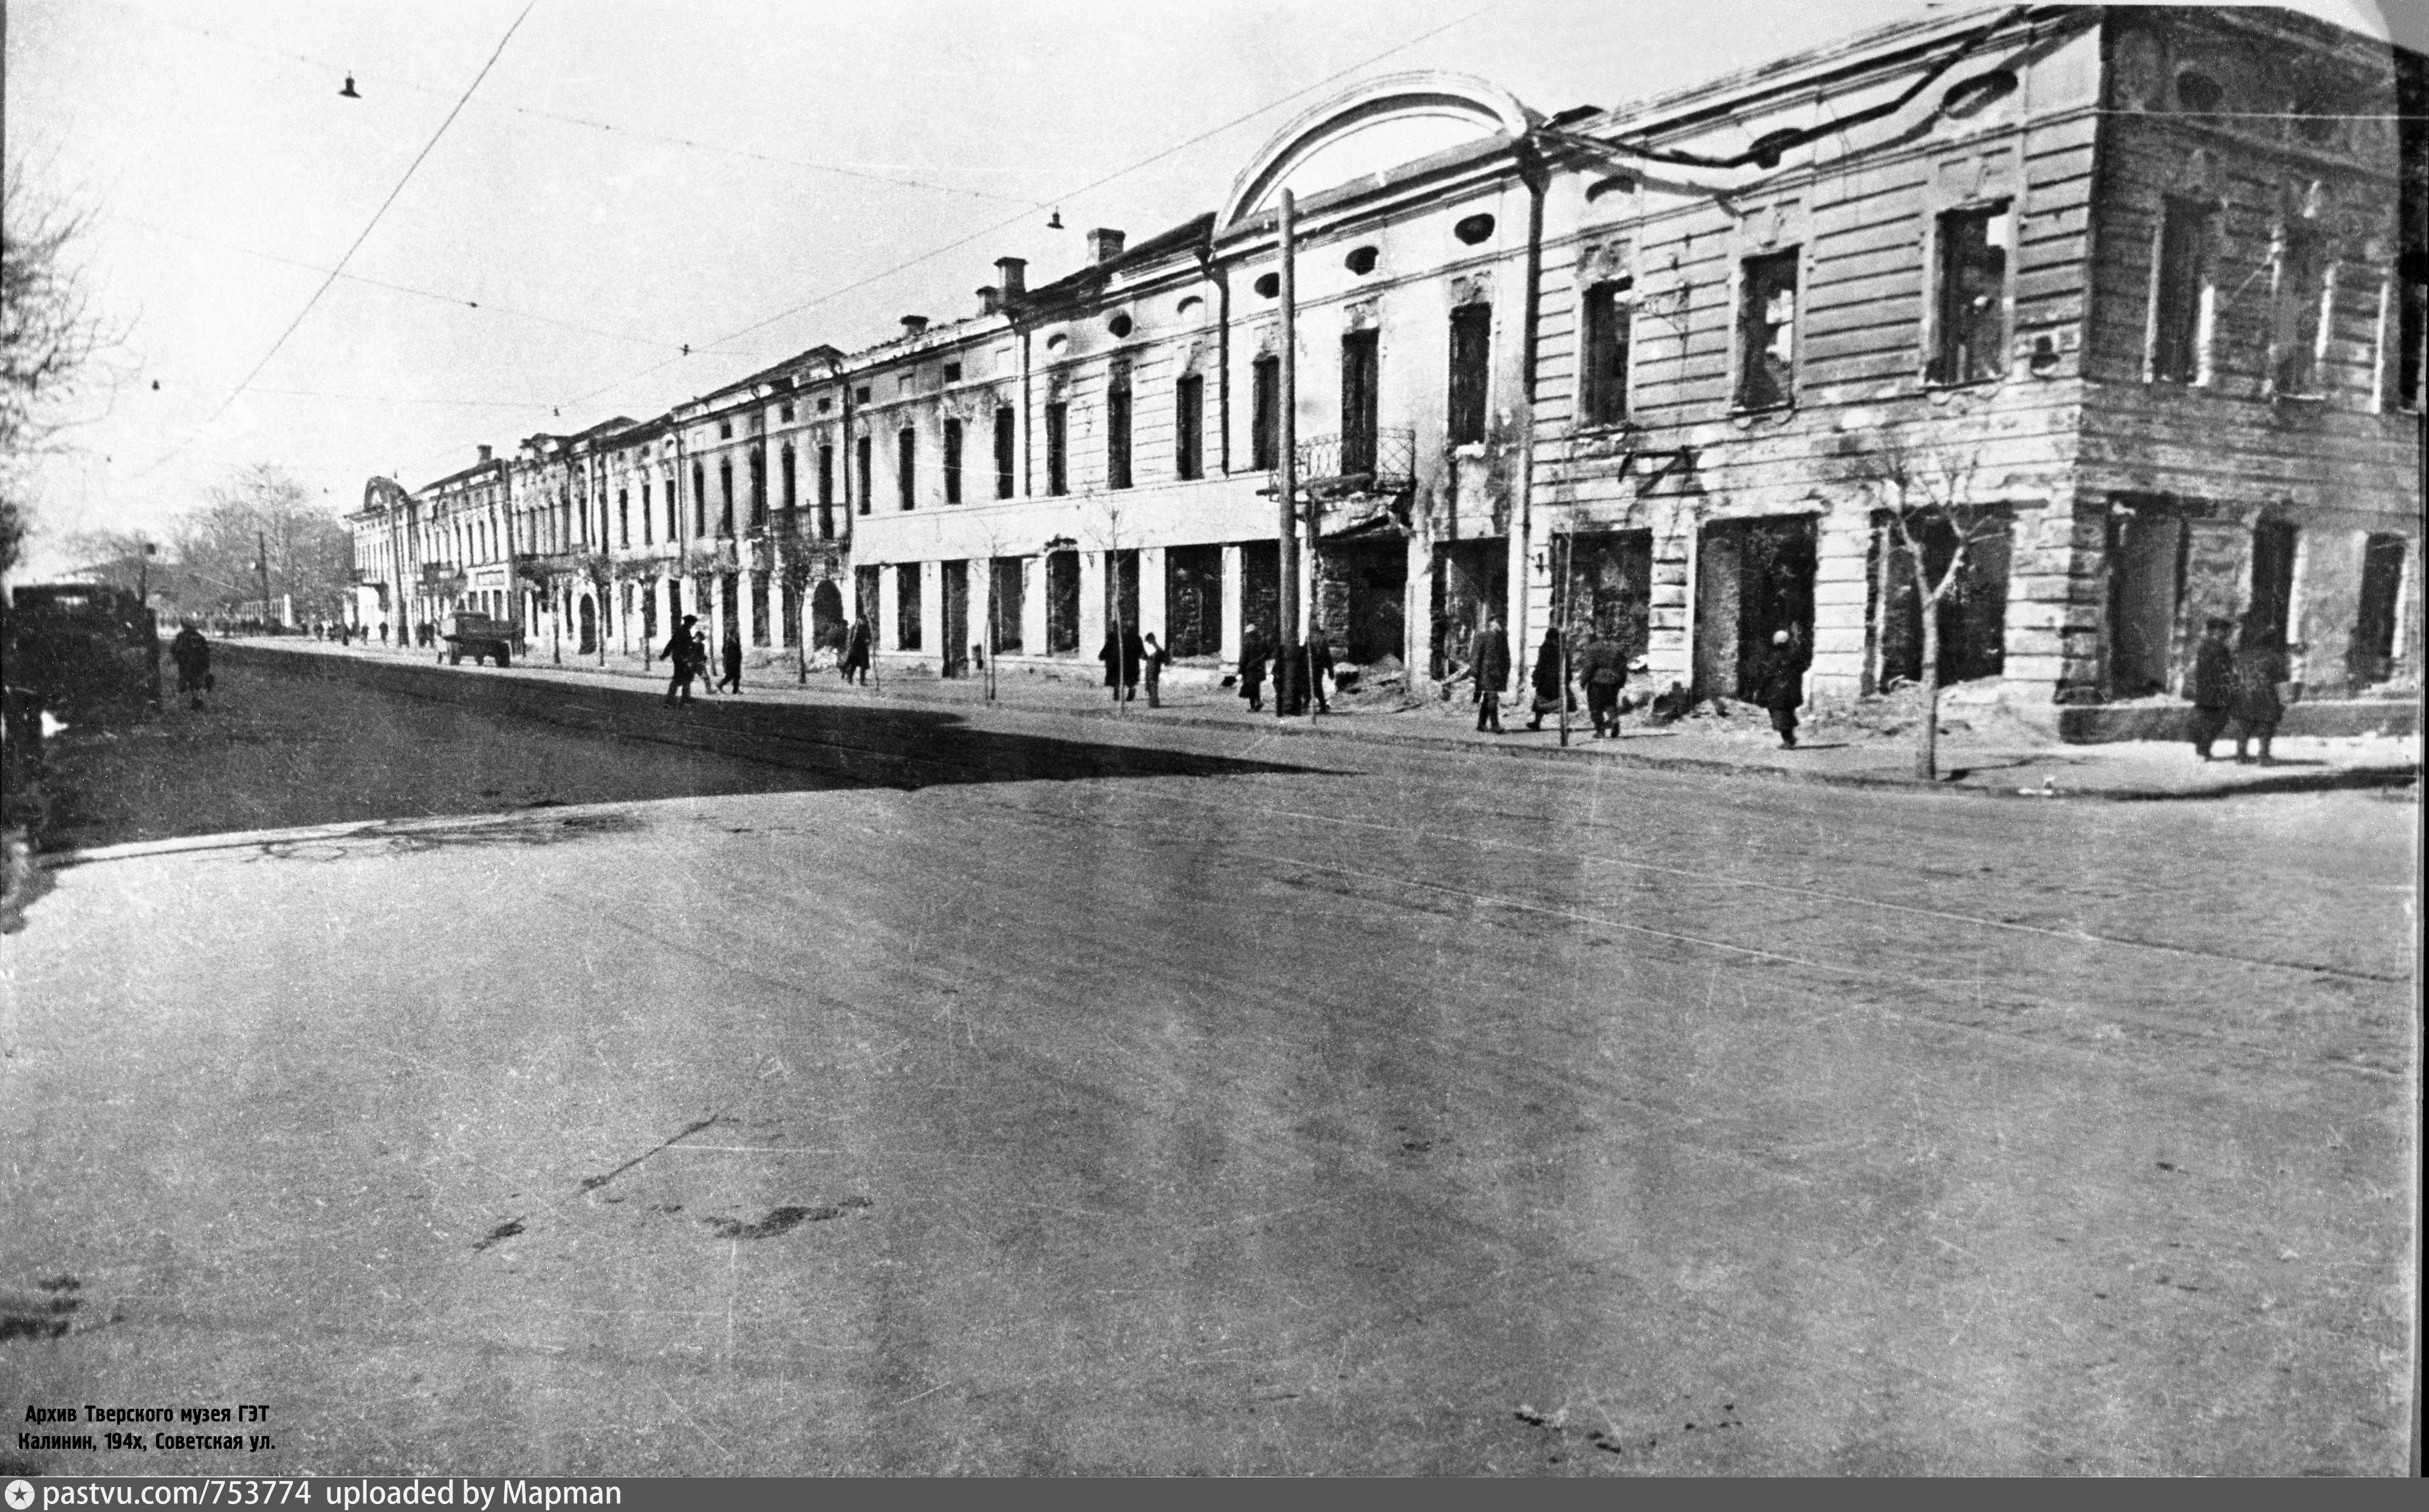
[1292,427,1416,496]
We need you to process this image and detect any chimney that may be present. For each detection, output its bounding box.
[477,444,493,464]
[976,286,1001,315]
[900,315,929,337]
[995,256,1027,298]
[1086,227,1126,264]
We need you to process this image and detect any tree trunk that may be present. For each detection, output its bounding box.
[1916,594,1941,781]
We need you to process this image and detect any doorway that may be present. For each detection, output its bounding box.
[2103,508,2184,697]
[1430,539,1506,677]
[1320,538,1406,664]
[1695,516,1815,699]
[942,559,969,677]
[1560,530,1653,661]
[1165,544,1224,659]
[810,579,846,652]
[2247,519,2298,646]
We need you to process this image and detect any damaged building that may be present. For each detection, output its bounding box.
[358,5,2420,729]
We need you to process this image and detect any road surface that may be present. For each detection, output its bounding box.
[2,652,2414,1474]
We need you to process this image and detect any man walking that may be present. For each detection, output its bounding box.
[1305,630,1335,714]
[1140,632,1170,708]
[840,620,872,685]
[1238,628,1269,713]
[2231,612,2287,765]
[1576,624,1628,738]
[1468,614,1510,733]
[2187,615,2235,760]
[662,614,699,705]
[170,621,212,710]
[716,623,744,695]
[1753,628,1807,748]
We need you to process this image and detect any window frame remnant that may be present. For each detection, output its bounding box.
[1735,248,1800,411]
[1930,201,2010,386]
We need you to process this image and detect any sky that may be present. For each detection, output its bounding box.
[5,0,2410,575]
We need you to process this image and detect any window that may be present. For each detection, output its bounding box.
[995,406,1016,498]
[1176,373,1204,480]
[2270,223,2328,397]
[2151,198,2214,385]
[897,427,917,510]
[719,457,735,535]
[750,570,770,647]
[854,386,871,404]
[1446,305,1489,444]
[693,462,707,535]
[2397,275,2427,410]
[780,444,796,519]
[1933,202,2010,385]
[1343,329,1381,473]
[719,420,732,440]
[617,488,629,547]
[944,417,964,504]
[856,436,872,515]
[663,476,677,541]
[1581,280,1633,426]
[642,479,654,544]
[1046,549,1080,653]
[1251,355,1280,470]
[1106,365,1133,490]
[1454,213,1496,245]
[749,448,767,530]
[1736,249,1799,409]
[779,402,794,423]
[944,362,962,383]
[817,445,836,538]
[896,563,922,650]
[989,557,1025,654]
[1046,402,1069,496]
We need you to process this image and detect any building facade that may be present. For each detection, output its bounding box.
[358,5,2422,717]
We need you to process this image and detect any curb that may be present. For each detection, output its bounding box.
[217,640,2421,804]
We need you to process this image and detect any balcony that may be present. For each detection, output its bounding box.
[1292,428,1416,501]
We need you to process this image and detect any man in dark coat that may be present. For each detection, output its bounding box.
[1303,631,1336,714]
[1526,626,1576,731]
[662,615,699,705]
[1468,615,1510,733]
[1100,624,1143,702]
[1575,626,1628,738]
[2231,614,2287,765]
[2186,615,2236,760]
[1140,632,1170,708]
[1752,628,1807,748]
[840,620,871,685]
[1238,629,1268,712]
[170,622,211,709]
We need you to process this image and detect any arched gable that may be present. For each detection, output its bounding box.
[1221,72,1535,230]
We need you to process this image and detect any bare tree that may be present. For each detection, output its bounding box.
[1841,432,2001,781]
[2,157,120,576]
[174,464,355,621]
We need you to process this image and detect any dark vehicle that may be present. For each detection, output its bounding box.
[7,583,162,720]
[439,612,519,667]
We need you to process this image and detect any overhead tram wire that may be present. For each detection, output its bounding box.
[131,2,540,479]
[112,216,693,354]
[557,0,1503,414]
[158,18,1050,211]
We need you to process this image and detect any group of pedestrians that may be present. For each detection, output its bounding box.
[1232,630,1336,714]
[1099,624,1175,708]
[2187,612,2290,764]
[658,616,750,705]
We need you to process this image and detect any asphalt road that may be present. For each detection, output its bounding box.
[2,652,2414,1475]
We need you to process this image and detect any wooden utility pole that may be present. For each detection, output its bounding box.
[1276,188,1300,717]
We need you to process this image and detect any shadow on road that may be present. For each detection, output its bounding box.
[36,647,1341,852]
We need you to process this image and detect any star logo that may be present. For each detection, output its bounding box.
[6,1478,35,1510]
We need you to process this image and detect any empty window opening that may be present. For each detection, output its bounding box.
[1164,543,1224,659]
[1045,549,1080,653]
[897,428,917,510]
[750,570,770,647]
[2150,198,2214,385]
[780,444,796,519]
[1345,246,1379,275]
[2397,275,2427,410]
[1736,249,1799,409]
[2349,534,2409,688]
[944,363,963,383]
[817,445,836,538]
[1046,402,1070,496]
[719,458,736,535]
[1254,272,1280,299]
[1933,202,2009,385]
[994,405,1017,498]
[855,436,872,515]
[749,448,767,530]
[642,479,654,545]
[1251,354,1280,470]
[1581,280,1634,426]
[2101,505,2185,697]
[1176,373,1205,481]
[1454,213,1496,245]
[1108,314,1134,338]
[989,556,1026,654]
[944,417,964,504]
[693,461,708,536]
[617,488,629,547]
[1445,306,1489,445]
[1106,366,1134,490]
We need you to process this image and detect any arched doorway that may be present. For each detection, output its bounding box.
[578,594,598,654]
[810,579,846,651]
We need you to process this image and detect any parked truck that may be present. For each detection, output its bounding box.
[437,612,519,667]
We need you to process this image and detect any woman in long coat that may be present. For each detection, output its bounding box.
[1100,625,1143,702]
[1526,626,1573,730]
[1238,629,1269,713]
[839,620,871,685]
[2230,616,2287,765]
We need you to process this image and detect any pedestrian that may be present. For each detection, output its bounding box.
[170,621,211,710]
[1576,624,1628,738]
[1238,628,1268,713]
[378,620,389,646]
[840,620,872,685]
[1306,630,1335,714]
[716,623,744,694]
[1140,632,1170,708]
[661,614,699,705]
[692,625,716,695]
[2187,614,2236,761]
[1468,614,1510,733]
[1100,624,1143,703]
[1753,628,1807,748]
[2230,612,2287,765]
[1526,626,1575,731]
